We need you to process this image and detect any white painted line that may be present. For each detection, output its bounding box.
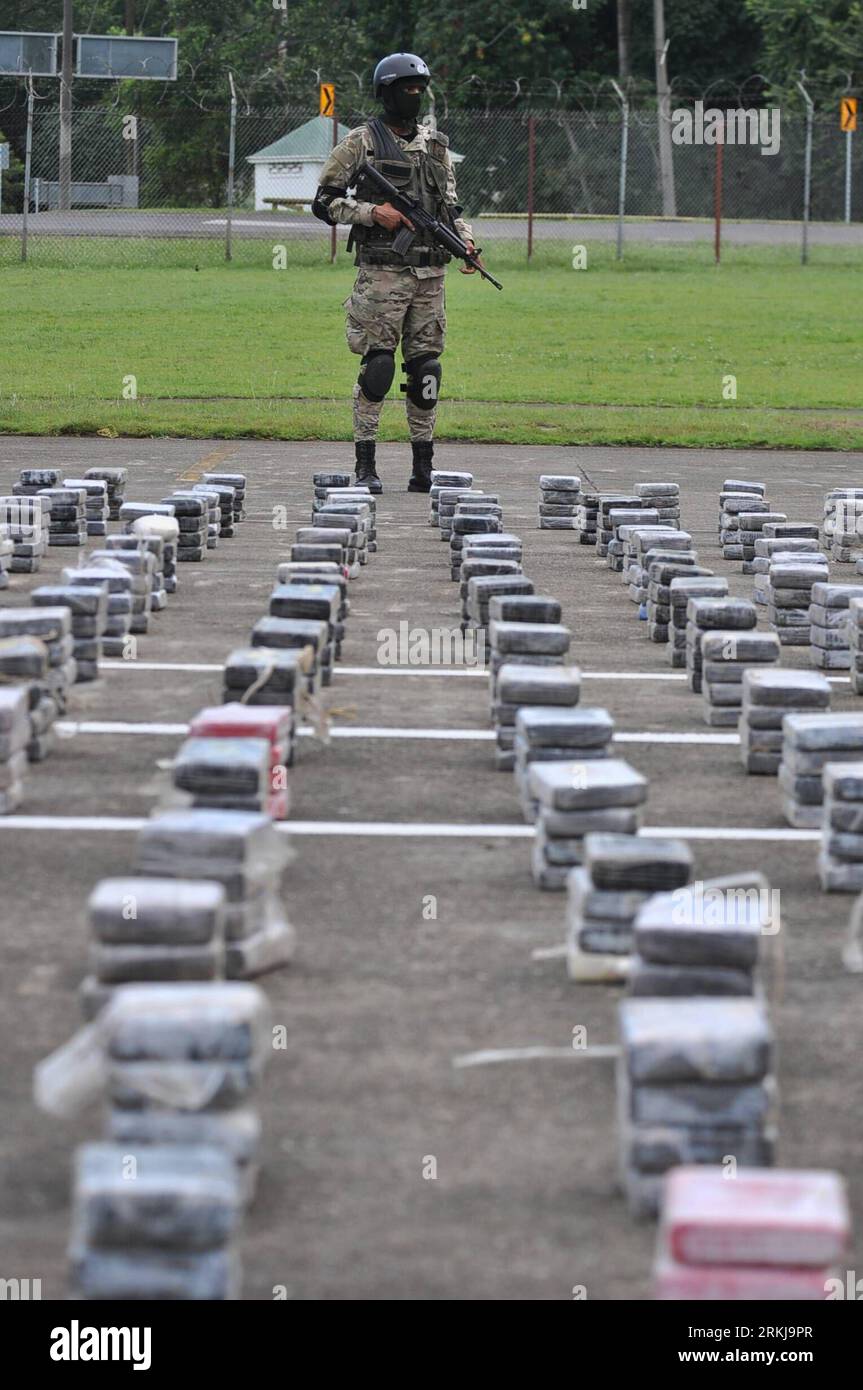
[101,661,223,673]
[49,722,740,746]
[0,817,821,842]
[56,720,189,737]
[531,944,568,960]
[453,1045,620,1068]
[336,666,487,678]
[0,815,148,832]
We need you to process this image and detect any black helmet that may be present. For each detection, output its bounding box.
[373,52,430,100]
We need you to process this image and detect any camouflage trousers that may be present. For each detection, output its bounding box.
[343,266,446,443]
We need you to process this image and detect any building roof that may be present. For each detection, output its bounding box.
[247,116,352,163]
[248,115,464,164]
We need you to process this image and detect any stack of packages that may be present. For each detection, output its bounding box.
[32,581,108,683]
[630,872,771,997]
[437,486,482,541]
[0,636,64,761]
[848,596,863,694]
[492,659,580,774]
[196,482,237,540]
[824,488,863,563]
[0,525,11,589]
[685,596,757,696]
[315,496,373,567]
[763,551,829,647]
[173,738,275,821]
[312,509,366,572]
[266,574,333,695]
[80,982,268,1203]
[462,575,536,654]
[737,508,788,573]
[606,506,659,572]
[63,561,135,660]
[698,628,780,729]
[69,1141,243,1301]
[15,465,64,497]
[223,641,315,708]
[516,706,614,837]
[667,576,729,668]
[449,500,502,579]
[0,606,76,716]
[596,494,647,559]
[809,581,863,672]
[819,762,863,892]
[527,757,647,891]
[136,810,295,978]
[0,685,30,812]
[566,833,693,983]
[80,877,228,1018]
[636,480,680,526]
[132,515,179,596]
[489,613,573,783]
[752,534,824,606]
[538,474,580,530]
[202,471,246,527]
[460,533,523,589]
[0,496,49,574]
[654,1167,850,1300]
[645,557,713,645]
[161,493,207,563]
[176,488,220,550]
[574,487,599,545]
[740,668,831,775]
[64,478,109,537]
[779,712,863,829]
[617,996,776,1218]
[319,487,377,556]
[292,524,352,572]
[314,470,352,508]
[41,485,88,548]
[717,479,764,551]
[269,577,342,682]
[90,548,155,636]
[621,527,693,610]
[189,704,293,813]
[429,469,472,528]
[105,532,168,613]
[84,466,128,521]
[459,555,526,637]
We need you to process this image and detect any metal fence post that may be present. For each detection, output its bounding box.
[527,114,535,261]
[611,81,628,260]
[226,72,237,262]
[714,139,723,264]
[845,127,853,224]
[797,79,814,265]
[21,77,34,263]
[330,108,338,264]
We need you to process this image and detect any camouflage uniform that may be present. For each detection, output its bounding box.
[317,123,473,443]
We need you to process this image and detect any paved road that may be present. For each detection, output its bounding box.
[1,437,862,1299]
[1,210,861,245]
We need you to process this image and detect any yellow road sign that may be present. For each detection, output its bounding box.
[840,97,857,133]
[320,83,335,117]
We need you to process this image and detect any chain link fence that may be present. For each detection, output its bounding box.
[0,99,860,269]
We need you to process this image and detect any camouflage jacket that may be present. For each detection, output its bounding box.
[318,121,473,279]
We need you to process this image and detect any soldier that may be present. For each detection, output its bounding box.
[312,52,484,494]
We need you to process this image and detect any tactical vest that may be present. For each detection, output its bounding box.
[349,117,453,268]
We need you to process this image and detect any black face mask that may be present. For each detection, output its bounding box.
[383,81,424,123]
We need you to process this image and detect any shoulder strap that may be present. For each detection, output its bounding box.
[367,116,411,165]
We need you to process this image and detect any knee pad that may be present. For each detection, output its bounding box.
[358,350,395,403]
[402,354,441,410]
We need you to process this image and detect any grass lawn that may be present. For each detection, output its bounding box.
[1,240,861,448]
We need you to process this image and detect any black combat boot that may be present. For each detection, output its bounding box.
[354,440,382,494]
[408,440,434,493]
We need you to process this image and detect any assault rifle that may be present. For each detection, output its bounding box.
[356,161,503,290]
